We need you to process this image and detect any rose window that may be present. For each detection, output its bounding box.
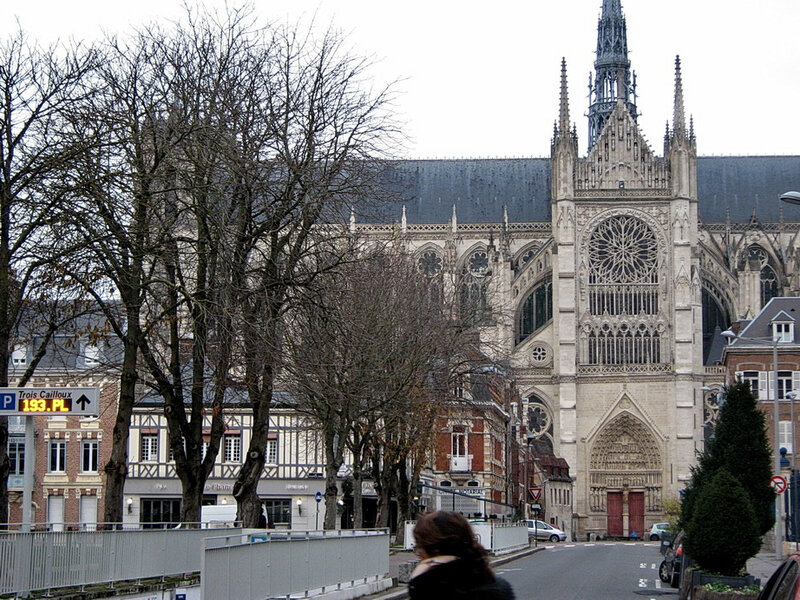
[418,251,443,277]
[588,216,658,284]
[527,404,551,438]
[530,342,550,366]
[468,251,489,277]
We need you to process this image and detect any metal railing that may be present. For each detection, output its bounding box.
[200,529,390,600]
[0,525,241,596]
[402,520,527,553]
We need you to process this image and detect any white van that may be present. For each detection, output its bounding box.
[201,504,240,528]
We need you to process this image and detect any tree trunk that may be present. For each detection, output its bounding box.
[0,417,8,528]
[102,310,139,527]
[395,457,411,545]
[376,464,394,528]
[322,428,345,530]
[179,471,203,527]
[233,366,273,528]
[352,468,363,528]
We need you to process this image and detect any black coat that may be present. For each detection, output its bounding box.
[408,559,515,600]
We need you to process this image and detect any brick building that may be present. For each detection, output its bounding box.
[719,297,800,468]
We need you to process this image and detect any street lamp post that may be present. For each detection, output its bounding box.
[519,433,534,520]
[780,191,800,550]
[788,390,799,550]
[722,329,782,560]
[780,191,800,205]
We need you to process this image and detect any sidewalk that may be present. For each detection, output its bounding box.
[747,544,793,584]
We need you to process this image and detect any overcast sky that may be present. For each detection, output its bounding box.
[5,0,800,159]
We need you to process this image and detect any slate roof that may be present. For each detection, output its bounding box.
[731,297,800,346]
[371,156,800,225]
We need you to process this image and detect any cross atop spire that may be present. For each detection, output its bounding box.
[587,0,638,150]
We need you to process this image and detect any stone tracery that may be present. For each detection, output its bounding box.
[589,412,662,512]
[580,213,667,366]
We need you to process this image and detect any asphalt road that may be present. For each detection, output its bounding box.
[495,542,677,600]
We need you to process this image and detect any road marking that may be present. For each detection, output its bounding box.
[655,580,662,589]
[640,562,647,568]
[639,578,648,587]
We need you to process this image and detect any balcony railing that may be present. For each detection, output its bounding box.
[450,456,472,472]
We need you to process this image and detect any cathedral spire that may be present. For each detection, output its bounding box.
[559,57,570,133]
[601,0,624,18]
[587,0,638,150]
[672,55,686,140]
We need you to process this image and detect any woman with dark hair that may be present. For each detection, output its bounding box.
[409,511,515,600]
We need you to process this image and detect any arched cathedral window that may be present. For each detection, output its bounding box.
[584,215,662,365]
[701,284,730,365]
[761,265,779,306]
[460,249,490,324]
[417,249,444,303]
[748,246,780,307]
[518,277,553,343]
[526,395,553,453]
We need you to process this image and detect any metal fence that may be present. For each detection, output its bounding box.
[0,526,241,596]
[201,529,390,600]
[402,520,528,553]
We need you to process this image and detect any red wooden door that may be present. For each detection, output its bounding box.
[607,492,623,536]
[629,492,644,537]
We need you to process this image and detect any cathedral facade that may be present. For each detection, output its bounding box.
[359,0,800,537]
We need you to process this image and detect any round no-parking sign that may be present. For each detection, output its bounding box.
[772,475,787,493]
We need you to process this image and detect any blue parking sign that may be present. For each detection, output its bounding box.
[0,392,16,411]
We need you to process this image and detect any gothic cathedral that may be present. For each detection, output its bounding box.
[361,0,800,538]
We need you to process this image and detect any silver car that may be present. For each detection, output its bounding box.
[524,519,567,542]
[646,522,671,541]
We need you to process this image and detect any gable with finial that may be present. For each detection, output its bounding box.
[574,99,670,198]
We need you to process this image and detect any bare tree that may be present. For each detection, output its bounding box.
[61,26,183,526]
[284,248,468,529]
[0,29,98,526]
[226,22,400,527]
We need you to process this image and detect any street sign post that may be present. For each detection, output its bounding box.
[773,475,788,494]
[315,491,323,529]
[1,388,100,532]
[0,387,99,416]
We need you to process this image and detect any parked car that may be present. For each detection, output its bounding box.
[758,551,800,600]
[523,519,567,542]
[646,522,671,541]
[659,530,686,588]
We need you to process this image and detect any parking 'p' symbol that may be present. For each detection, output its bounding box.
[0,392,16,411]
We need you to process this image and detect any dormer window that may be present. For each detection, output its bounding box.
[11,344,27,366]
[84,343,100,367]
[773,321,794,343]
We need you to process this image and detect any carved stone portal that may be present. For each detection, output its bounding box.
[589,413,662,513]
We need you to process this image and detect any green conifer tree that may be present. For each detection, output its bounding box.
[680,380,774,561]
[684,469,762,576]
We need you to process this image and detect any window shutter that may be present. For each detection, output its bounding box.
[779,421,793,454]
[760,372,769,399]
[792,371,800,396]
